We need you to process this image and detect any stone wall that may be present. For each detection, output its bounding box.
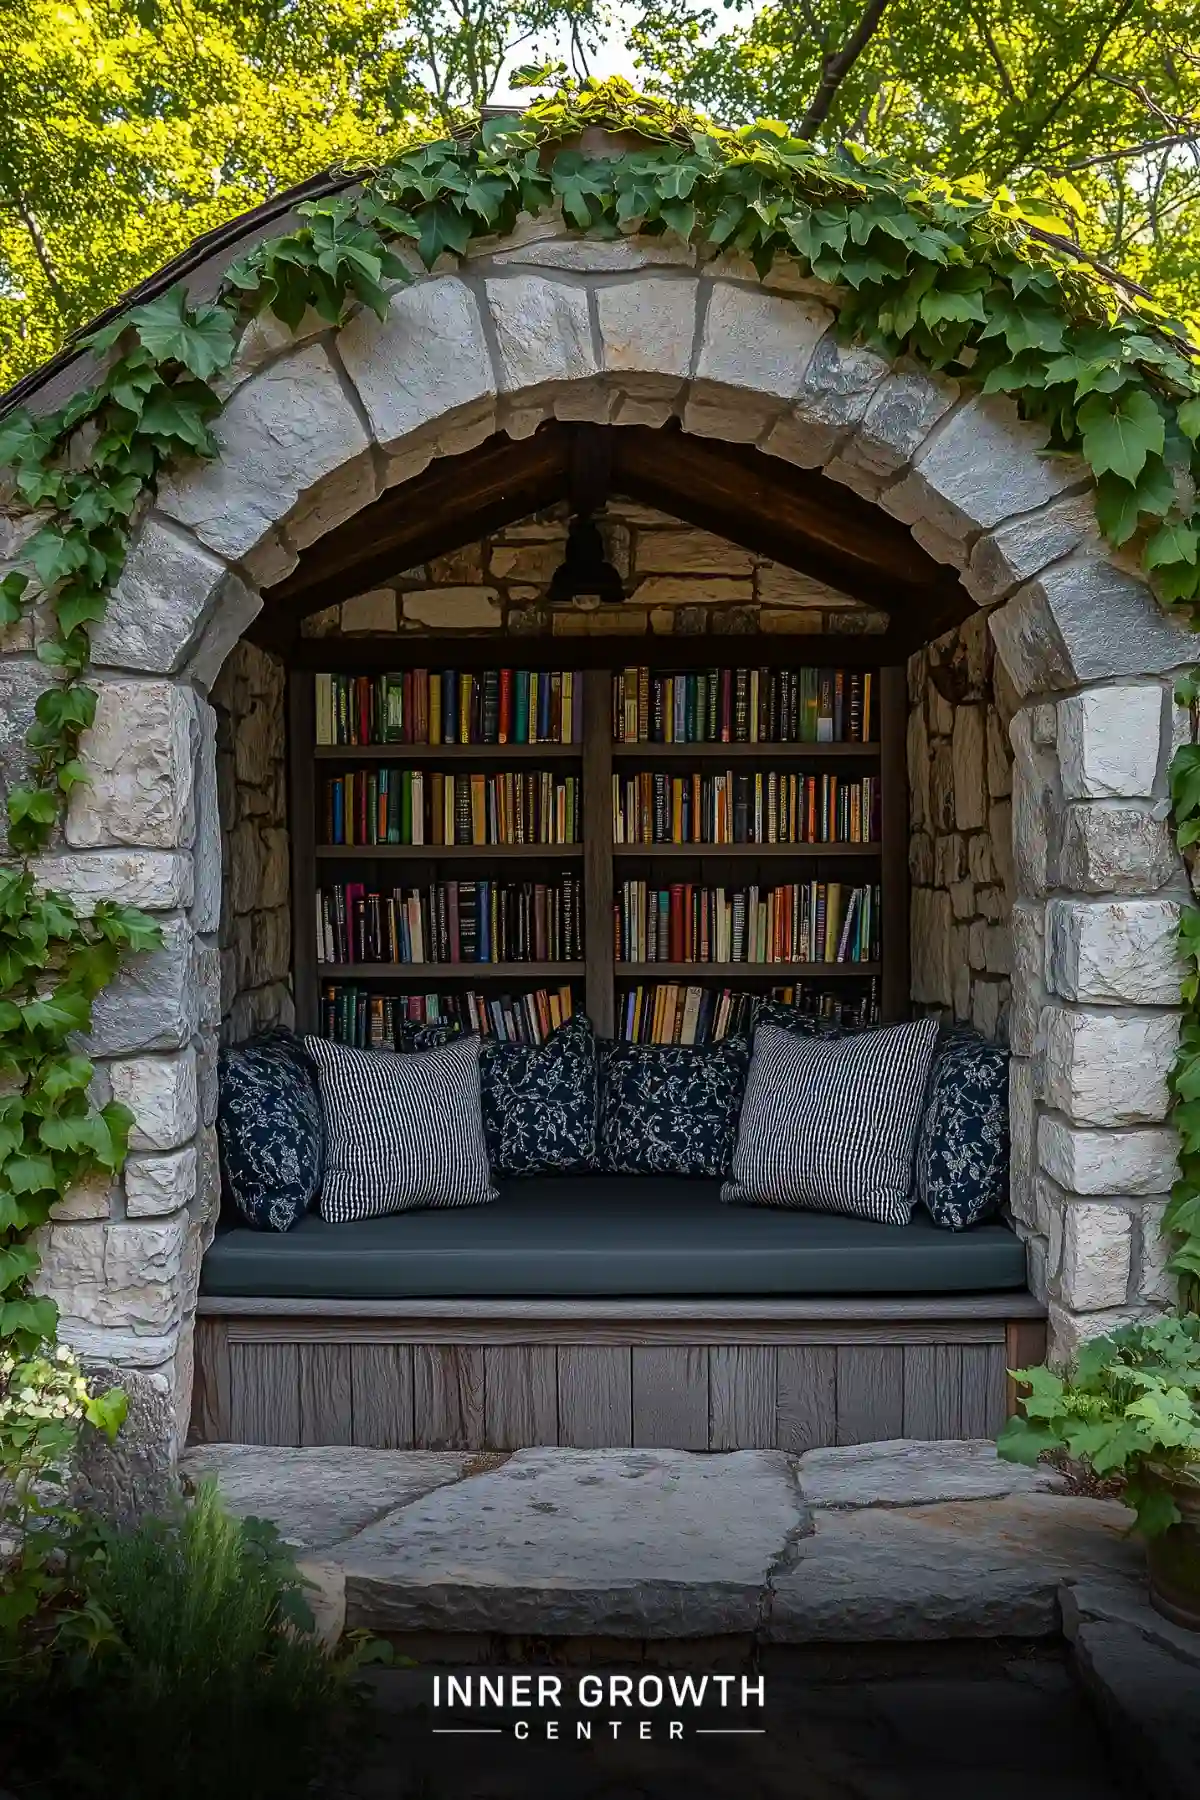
[907,610,1015,1042]
[211,641,292,1043]
[301,497,886,639]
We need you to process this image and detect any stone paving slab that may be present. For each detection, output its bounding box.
[181,1444,475,1551]
[331,1447,810,1638]
[766,1494,1141,1642]
[794,1438,1068,1509]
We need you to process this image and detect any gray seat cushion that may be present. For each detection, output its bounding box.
[199,1176,1028,1300]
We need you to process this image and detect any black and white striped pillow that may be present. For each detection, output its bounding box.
[304,1035,496,1222]
[721,1018,939,1225]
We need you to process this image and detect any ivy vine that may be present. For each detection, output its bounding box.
[2,73,1200,1349]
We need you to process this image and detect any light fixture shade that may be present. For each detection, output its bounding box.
[548,515,625,607]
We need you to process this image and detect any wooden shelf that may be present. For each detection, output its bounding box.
[318,963,582,980]
[611,841,879,858]
[616,962,881,979]
[314,742,581,760]
[315,843,584,860]
[611,741,879,759]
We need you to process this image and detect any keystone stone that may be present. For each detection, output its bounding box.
[485,276,597,391]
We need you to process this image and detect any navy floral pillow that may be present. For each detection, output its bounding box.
[481,1012,598,1177]
[752,1000,849,1042]
[597,1037,751,1177]
[914,1031,1009,1229]
[217,1032,324,1231]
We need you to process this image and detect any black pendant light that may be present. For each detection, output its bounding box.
[547,425,625,609]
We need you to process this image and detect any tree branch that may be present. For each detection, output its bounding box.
[1055,129,1200,172]
[973,9,1017,105]
[5,191,69,315]
[995,0,1136,177]
[798,0,894,139]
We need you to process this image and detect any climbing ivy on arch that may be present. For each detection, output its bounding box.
[3,73,1200,1345]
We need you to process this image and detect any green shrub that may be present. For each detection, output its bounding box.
[998,1313,1200,1536]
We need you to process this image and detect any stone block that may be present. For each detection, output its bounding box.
[1060,1202,1133,1310]
[1008,1055,1038,1226]
[907,705,929,830]
[990,556,1191,698]
[485,275,596,392]
[951,704,986,830]
[629,576,751,608]
[1043,1006,1176,1126]
[596,275,697,378]
[761,330,890,468]
[635,530,754,576]
[1046,898,1184,1004]
[930,744,955,831]
[340,588,397,633]
[986,707,1013,797]
[70,1364,177,1528]
[337,277,494,449]
[1057,802,1181,894]
[756,564,851,607]
[1135,1200,1176,1305]
[1009,708,1058,897]
[157,343,371,562]
[191,700,221,935]
[825,363,959,496]
[883,396,1080,544]
[491,235,694,273]
[84,914,197,1054]
[402,586,502,629]
[90,516,226,675]
[0,659,50,854]
[1058,685,1162,800]
[1037,1115,1178,1196]
[910,887,952,1005]
[67,680,197,851]
[971,979,1002,1040]
[50,1172,115,1221]
[964,489,1102,606]
[285,448,380,553]
[31,851,194,914]
[695,282,831,401]
[183,572,263,694]
[124,1145,199,1218]
[109,1048,199,1151]
[1047,1301,1149,1366]
[795,1439,1066,1508]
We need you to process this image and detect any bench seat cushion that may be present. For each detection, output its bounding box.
[199,1176,1028,1300]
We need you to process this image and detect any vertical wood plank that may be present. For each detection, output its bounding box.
[287,670,319,1036]
[631,1346,708,1449]
[879,664,909,1023]
[484,1345,559,1448]
[351,1344,415,1448]
[190,1319,231,1443]
[902,1344,962,1440]
[557,1346,631,1447]
[299,1343,354,1445]
[1005,1317,1048,1421]
[835,1345,904,1445]
[413,1345,486,1449]
[581,666,615,1037]
[776,1346,837,1452]
[710,1346,776,1449]
[229,1343,300,1445]
[962,1343,1008,1438]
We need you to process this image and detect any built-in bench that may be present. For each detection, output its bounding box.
[192,1179,1042,1454]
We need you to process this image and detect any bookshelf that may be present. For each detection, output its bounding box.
[288,660,908,1047]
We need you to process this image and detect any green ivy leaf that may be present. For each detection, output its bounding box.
[122,286,237,381]
[1077,388,1166,483]
[1176,395,1200,443]
[1094,462,1175,545]
[1147,521,1200,570]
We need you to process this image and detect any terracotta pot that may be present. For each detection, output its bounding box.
[1145,1474,1200,1631]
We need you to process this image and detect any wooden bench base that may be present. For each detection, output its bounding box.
[191,1298,1046,1452]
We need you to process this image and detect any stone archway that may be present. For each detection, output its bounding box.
[8,221,1191,1446]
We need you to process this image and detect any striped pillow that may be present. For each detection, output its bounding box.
[721,1019,939,1225]
[304,1035,496,1222]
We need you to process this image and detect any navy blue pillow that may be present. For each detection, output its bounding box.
[597,1037,751,1177]
[217,1032,324,1231]
[398,1012,598,1177]
[914,1031,1009,1229]
[752,1000,850,1042]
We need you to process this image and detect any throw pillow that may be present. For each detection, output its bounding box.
[597,1037,750,1177]
[722,1017,940,1225]
[303,1035,496,1220]
[217,1032,324,1232]
[752,1000,848,1041]
[915,1032,1010,1229]
[481,1012,598,1176]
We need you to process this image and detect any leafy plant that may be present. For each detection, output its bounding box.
[1,1480,368,1800]
[998,1314,1200,1536]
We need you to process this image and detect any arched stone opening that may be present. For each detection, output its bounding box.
[5,232,1190,1450]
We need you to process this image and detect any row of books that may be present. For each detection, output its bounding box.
[316,671,581,747]
[612,667,875,745]
[316,878,584,967]
[616,980,880,1045]
[323,770,581,847]
[611,771,880,846]
[613,881,882,968]
[320,984,577,1049]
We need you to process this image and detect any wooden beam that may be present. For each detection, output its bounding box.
[281,630,911,672]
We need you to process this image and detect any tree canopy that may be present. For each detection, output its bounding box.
[3,0,1200,390]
